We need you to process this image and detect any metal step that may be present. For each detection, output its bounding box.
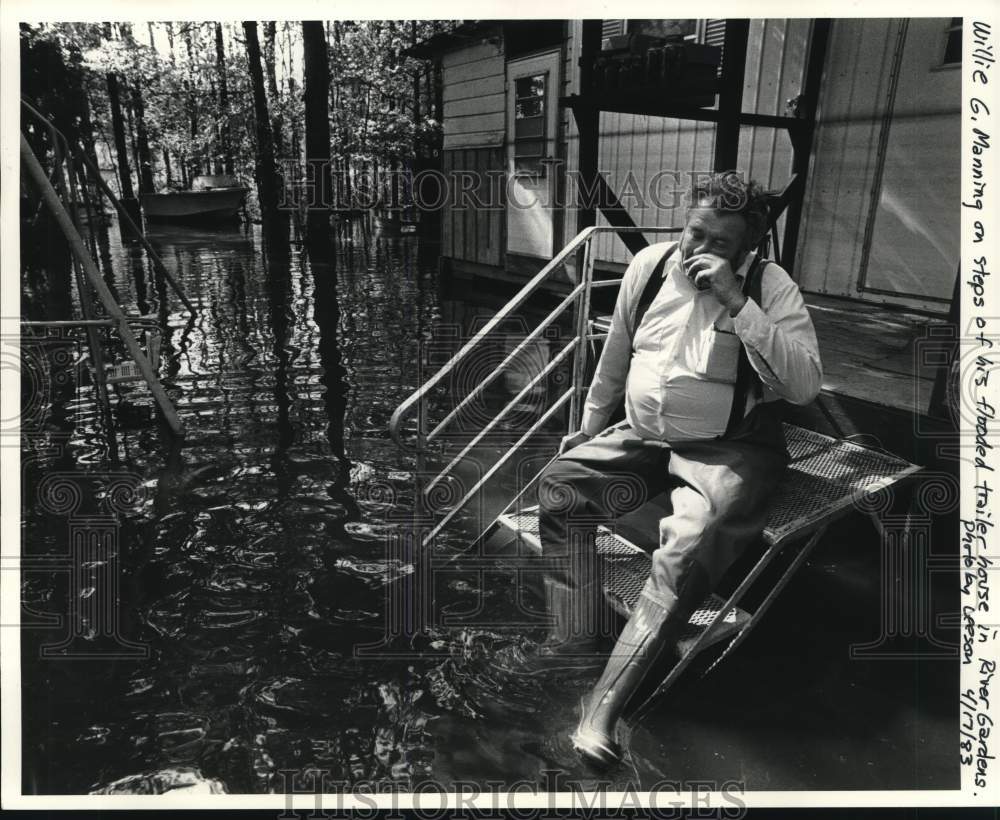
[496,505,750,656]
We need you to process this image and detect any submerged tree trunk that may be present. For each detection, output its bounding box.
[131,85,156,194]
[411,22,422,158]
[103,25,134,200]
[163,149,173,188]
[115,23,156,194]
[302,20,331,240]
[65,43,103,191]
[182,25,198,181]
[209,74,222,172]
[243,21,286,239]
[283,22,299,156]
[308,237,357,522]
[166,22,176,65]
[263,22,283,158]
[214,22,234,175]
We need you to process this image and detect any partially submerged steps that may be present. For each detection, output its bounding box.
[496,505,750,656]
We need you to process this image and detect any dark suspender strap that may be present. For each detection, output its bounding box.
[725,255,768,436]
[631,246,769,436]
[632,244,677,335]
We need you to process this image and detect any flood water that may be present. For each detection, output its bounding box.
[20,220,613,796]
[20,220,956,796]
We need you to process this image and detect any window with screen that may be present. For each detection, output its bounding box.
[942,18,962,66]
[514,73,547,175]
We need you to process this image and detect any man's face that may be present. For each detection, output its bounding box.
[679,208,750,269]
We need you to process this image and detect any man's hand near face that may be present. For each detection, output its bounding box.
[682,253,748,317]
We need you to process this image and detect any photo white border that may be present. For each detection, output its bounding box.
[2,0,998,809]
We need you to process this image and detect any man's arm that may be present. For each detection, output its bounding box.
[731,264,823,405]
[578,245,662,435]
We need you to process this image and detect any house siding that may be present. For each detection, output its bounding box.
[588,19,808,267]
[433,18,959,313]
[440,36,507,266]
[442,40,506,149]
[797,18,959,311]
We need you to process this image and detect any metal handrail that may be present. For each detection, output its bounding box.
[423,334,581,497]
[422,386,575,546]
[20,133,185,437]
[425,282,584,444]
[389,225,681,453]
[389,225,596,451]
[20,98,196,316]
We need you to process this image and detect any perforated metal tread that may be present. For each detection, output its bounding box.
[497,508,652,611]
[495,426,917,655]
[770,423,919,545]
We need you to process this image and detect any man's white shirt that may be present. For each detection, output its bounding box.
[580,241,823,443]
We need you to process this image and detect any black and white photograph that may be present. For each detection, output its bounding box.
[2,2,998,811]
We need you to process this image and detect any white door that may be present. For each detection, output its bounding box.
[505,51,560,259]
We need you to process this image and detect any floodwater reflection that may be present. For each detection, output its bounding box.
[20,220,599,795]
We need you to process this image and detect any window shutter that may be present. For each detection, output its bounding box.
[602,20,625,38]
[704,19,727,75]
[704,19,727,46]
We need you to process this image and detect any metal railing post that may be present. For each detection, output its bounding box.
[20,134,185,438]
[52,131,117,446]
[74,154,101,262]
[416,394,428,515]
[568,233,595,434]
[20,99,197,317]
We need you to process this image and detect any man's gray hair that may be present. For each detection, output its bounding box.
[687,171,770,249]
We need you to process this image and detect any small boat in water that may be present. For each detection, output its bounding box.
[141,175,249,224]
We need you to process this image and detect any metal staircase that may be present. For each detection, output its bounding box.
[388,224,754,656]
[495,504,751,656]
[389,225,678,538]
[389,221,923,713]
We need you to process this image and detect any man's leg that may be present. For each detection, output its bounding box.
[534,423,670,663]
[649,438,788,603]
[573,438,787,764]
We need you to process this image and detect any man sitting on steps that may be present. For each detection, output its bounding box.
[533,171,822,768]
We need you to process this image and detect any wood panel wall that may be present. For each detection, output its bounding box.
[441,147,505,267]
[442,40,506,150]
[439,36,507,267]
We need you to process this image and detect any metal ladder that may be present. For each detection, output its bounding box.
[20,99,195,438]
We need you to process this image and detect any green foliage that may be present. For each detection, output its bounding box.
[21,20,454,208]
[329,20,450,163]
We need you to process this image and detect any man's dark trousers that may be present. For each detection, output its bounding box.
[537,417,789,640]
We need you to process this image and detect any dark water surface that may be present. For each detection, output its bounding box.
[20,222,612,795]
[20,222,955,795]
